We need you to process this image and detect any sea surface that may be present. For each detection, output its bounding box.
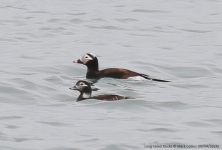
[1,0,222,150]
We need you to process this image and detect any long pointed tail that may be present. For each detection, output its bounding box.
[140,74,170,82]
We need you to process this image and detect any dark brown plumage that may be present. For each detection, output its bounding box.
[99,68,139,79]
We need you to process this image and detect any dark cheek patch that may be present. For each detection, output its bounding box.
[86,53,95,59]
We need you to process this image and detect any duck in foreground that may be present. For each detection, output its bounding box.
[73,53,170,82]
[70,80,131,102]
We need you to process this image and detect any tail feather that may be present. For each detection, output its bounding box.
[140,74,170,82]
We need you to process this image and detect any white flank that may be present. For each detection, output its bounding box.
[128,76,147,81]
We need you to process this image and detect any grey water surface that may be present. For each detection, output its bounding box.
[1,0,222,150]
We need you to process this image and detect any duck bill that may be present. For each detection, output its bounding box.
[69,86,78,90]
[73,59,83,64]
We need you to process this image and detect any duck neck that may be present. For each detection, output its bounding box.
[77,87,92,101]
[86,58,99,73]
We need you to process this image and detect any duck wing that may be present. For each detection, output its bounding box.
[92,94,130,101]
[99,68,139,79]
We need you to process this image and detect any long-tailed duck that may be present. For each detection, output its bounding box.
[70,80,131,102]
[73,53,170,82]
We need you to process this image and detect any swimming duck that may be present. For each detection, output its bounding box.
[73,53,170,82]
[70,80,131,102]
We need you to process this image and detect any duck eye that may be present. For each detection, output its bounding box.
[85,56,89,59]
[80,83,84,86]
